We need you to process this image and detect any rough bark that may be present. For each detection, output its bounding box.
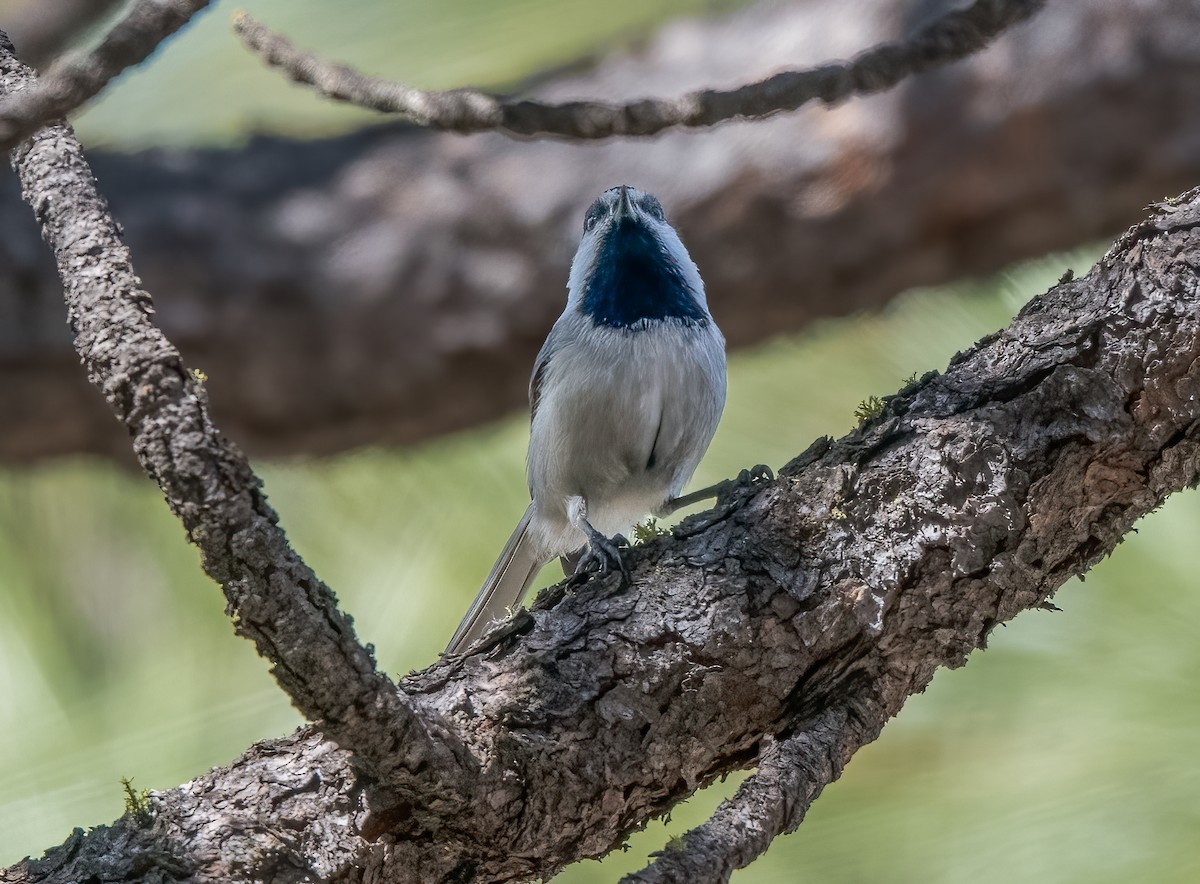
[6,181,1199,884]
[3,0,1200,462]
[0,30,471,816]
[4,1,1200,879]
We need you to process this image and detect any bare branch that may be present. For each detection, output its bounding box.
[0,0,212,151]
[622,702,864,883]
[0,32,471,805]
[8,183,1200,882]
[4,0,1199,876]
[0,0,125,68]
[233,0,1045,139]
[5,0,1196,464]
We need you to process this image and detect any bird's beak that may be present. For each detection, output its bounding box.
[614,185,635,220]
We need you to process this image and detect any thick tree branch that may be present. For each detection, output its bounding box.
[3,2,1200,874]
[0,0,212,151]
[5,0,1199,463]
[0,32,471,807]
[234,0,1044,138]
[6,178,1198,881]
[0,0,125,69]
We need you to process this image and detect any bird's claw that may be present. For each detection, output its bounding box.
[716,463,774,508]
[746,464,775,483]
[569,531,631,588]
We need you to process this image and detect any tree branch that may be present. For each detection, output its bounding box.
[233,0,1044,138]
[4,0,1200,877]
[6,0,1199,463]
[0,0,125,69]
[7,175,1199,880]
[0,0,212,151]
[623,698,873,883]
[0,31,471,806]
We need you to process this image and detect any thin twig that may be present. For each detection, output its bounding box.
[0,31,472,801]
[623,692,884,883]
[234,0,1045,139]
[0,0,212,151]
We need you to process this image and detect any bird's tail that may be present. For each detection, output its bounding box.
[445,504,544,655]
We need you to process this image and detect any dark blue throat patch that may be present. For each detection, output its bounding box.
[581,220,707,329]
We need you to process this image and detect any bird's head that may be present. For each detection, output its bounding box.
[567,185,709,329]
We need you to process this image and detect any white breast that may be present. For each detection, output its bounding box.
[526,311,726,558]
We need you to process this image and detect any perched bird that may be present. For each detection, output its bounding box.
[445,185,726,655]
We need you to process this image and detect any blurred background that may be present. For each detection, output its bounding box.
[1,0,1199,881]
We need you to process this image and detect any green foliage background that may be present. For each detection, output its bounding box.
[1,1,1197,880]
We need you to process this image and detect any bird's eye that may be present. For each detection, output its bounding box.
[641,195,665,221]
[583,203,604,233]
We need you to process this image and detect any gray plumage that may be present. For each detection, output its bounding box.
[446,186,726,655]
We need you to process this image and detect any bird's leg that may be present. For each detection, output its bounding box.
[657,464,774,517]
[566,496,631,588]
[571,526,629,586]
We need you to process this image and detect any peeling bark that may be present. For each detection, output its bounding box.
[6,183,1198,882]
[3,0,1200,461]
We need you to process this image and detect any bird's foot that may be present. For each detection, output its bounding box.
[715,464,774,509]
[659,464,775,517]
[568,528,631,588]
[672,464,775,537]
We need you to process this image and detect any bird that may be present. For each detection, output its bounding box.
[445,185,726,656]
